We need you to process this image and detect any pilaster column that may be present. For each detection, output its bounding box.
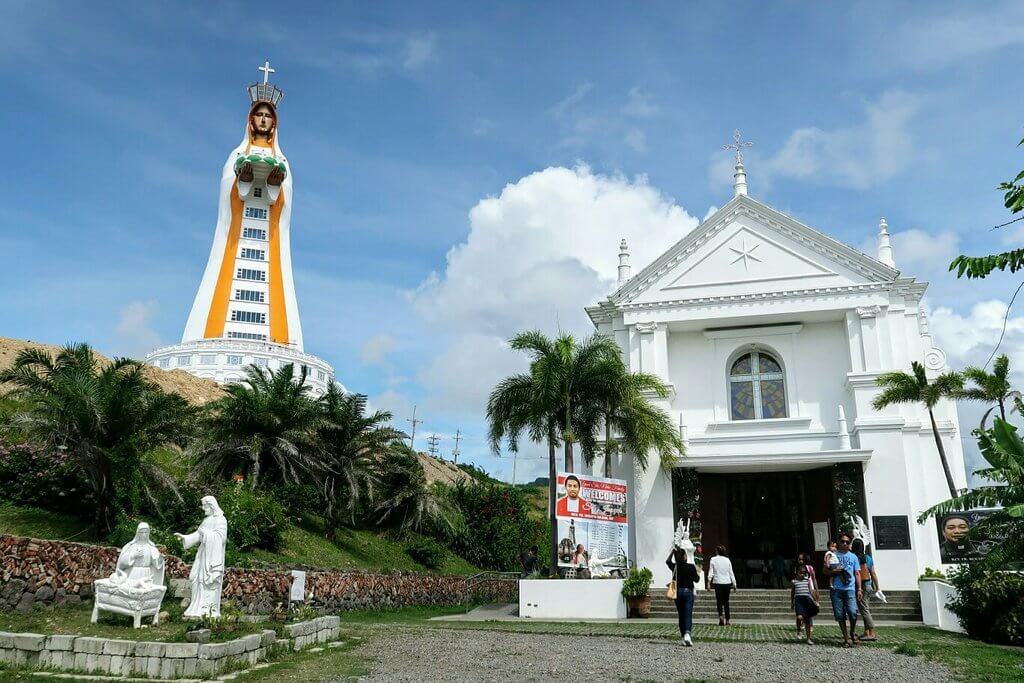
[856,306,882,371]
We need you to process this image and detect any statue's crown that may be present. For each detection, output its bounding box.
[249,60,283,107]
[248,82,283,107]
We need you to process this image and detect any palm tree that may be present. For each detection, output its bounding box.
[960,354,1020,427]
[508,330,622,472]
[918,417,1024,567]
[317,386,405,539]
[488,368,561,576]
[872,361,964,498]
[374,446,460,534]
[0,343,194,533]
[576,358,684,478]
[195,363,323,488]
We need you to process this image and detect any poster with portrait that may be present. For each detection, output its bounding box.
[936,509,1000,563]
[555,472,628,570]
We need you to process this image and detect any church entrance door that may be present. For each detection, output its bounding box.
[697,468,834,588]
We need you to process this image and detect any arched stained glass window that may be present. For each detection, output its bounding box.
[729,351,787,420]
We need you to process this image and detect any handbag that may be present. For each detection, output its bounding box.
[807,577,821,617]
[666,563,678,600]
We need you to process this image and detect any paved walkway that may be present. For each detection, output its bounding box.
[353,628,952,682]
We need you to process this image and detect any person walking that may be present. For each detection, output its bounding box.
[794,552,817,637]
[790,563,819,645]
[706,545,737,626]
[666,544,700,646]
[851,538,880,642]
[824,532,861,648]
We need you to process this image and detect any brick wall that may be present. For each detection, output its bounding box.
[0,534,516,614]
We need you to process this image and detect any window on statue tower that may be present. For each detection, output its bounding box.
[729,351,787,420]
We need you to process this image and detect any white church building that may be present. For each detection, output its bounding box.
[586,152,965,590]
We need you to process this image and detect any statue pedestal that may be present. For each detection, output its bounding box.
[92,580,167,628]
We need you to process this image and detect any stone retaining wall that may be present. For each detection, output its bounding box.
[0,616,339,678]
[1,534,517,614]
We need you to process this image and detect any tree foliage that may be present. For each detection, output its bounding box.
[872,361,963,498]
[949,137,1024,279]
[0,344,194,533]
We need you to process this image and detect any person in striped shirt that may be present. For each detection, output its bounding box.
[791,563,820,645]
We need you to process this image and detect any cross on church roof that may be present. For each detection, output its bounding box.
[259,60,275,85]
[722,129,753,164]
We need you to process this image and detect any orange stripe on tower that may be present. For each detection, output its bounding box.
[267,190,289,344]
[203,185,245,338]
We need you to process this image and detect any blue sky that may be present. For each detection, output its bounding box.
[5,1,1024,482]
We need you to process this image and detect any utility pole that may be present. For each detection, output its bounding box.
[452,429,462,464]
[426,434,441,458]
[511,450,518,486]
[406,406,423,453]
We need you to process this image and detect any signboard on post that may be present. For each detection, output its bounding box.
[936,509,1000,563]
[555,472,629,573]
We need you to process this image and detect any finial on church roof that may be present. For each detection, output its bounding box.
[723,129,753,198]
[617,239,631,287]
[877,217,895,268]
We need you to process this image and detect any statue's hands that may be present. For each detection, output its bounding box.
[267,167,286,186]
[236,161,254,182]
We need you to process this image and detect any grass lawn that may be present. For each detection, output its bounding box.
[0,601,268,643]
[0,504,98,544]
[247,514,478,575]
[0,505,479,576]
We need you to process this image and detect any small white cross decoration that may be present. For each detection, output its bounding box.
[259,60,275,85]
[722,129,754,164]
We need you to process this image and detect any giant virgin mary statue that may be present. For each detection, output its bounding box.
[182,63,303,349]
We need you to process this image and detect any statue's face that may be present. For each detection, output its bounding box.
[202,500,214,516]
[137,527,150,542]
[251,104,275,135]
[944,518,969,541]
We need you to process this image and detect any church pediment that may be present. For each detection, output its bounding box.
[615,195,898,306]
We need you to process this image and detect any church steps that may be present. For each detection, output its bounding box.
[648,589,922,622]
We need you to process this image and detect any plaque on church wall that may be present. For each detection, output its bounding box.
[872,515,912,550]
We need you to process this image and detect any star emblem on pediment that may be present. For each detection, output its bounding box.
[729,238,762,271]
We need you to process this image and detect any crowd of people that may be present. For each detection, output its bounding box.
[668,530,882,648]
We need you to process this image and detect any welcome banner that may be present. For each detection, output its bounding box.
[555,472,629,570]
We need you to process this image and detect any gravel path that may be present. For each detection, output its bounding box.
[353,628,952,682]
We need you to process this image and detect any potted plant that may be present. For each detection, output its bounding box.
[621,567,653,618]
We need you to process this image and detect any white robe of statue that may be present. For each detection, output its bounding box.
[176,495,228,618]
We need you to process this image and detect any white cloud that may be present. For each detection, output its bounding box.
[403,33,436,70]
[360,334,398,366]
[624,128,646,153]
[930,300,1024,376]
[410,165,698,337]
[858,228,960,277]
[623,87,659,118]
[888,2,1024,70]
[549,82,595,118]
[369,390,416,428]
[112,299,162,358]
[718,91,923,192]
[419,334,527,415]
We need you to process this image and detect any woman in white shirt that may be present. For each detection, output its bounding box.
[706,545,738,626]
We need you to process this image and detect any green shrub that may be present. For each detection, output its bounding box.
[0,444,93,517]
[947,563,1024,645]
[405,537,446,569]
[918,567,946,581]
[622,567,653,598]
[265,482,320,522]
[217,484,286,552]
[445,481,542,571]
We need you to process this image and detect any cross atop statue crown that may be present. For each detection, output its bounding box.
[248,59,284,107]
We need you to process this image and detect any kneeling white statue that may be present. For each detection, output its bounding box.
[92,522,166,628]
[174,495,228,619]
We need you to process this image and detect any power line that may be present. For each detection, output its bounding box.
[452,429,462,464]
[406,406,423,452]
[984,279,1024,369]
[426,434,441,458]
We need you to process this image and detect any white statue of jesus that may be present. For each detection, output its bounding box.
[175,495,228,618]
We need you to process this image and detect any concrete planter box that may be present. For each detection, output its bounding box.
[519,579,626,619]
[919,579,964,633]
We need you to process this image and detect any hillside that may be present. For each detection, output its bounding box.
[0,337,225,405]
